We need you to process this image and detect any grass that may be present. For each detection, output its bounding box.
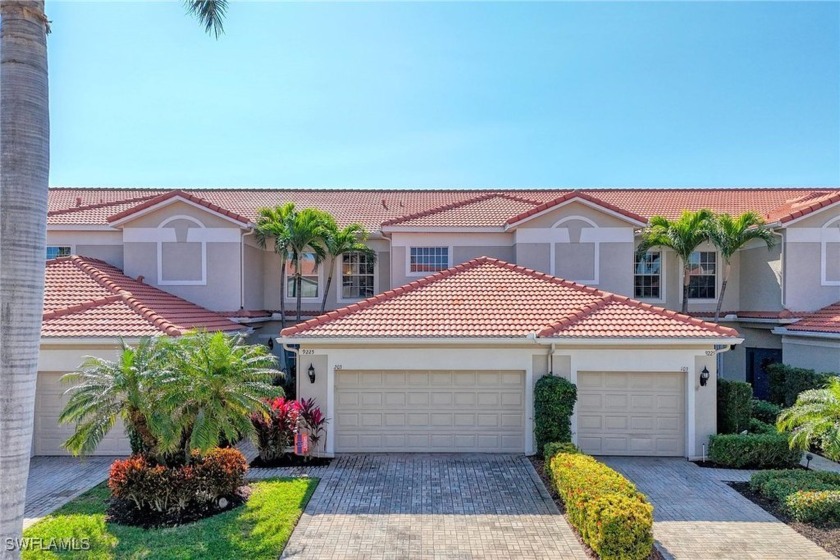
[22,478,318,560]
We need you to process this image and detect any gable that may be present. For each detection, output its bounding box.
[509,199,644,229]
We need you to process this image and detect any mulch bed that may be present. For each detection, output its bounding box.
[727,481,840,557]
[108,485,251,529]
[692,460,806,470]
[249,455,332,468]
[529,457,664,560]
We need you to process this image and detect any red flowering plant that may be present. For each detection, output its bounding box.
[251,397,328,461]
[298,398,328,459]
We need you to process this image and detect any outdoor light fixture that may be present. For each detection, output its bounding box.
[806,453,813,469]
[308,363,316,384]
[700,366,710,387]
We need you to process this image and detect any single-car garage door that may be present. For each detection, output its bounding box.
[335,370,525,453]
[576,371,685,457]
[34,372,131,456]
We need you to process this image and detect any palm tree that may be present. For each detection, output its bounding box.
[777,377,840,462]
[0,2,226,549]
[255,203,296,330]
[154,331,280,463]
[636,209,714,314]
[707,212,776,322]
[286,208,328,321]
[59,338,165,457]
[319,216,375,313]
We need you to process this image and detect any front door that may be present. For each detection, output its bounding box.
[746,348,782,400]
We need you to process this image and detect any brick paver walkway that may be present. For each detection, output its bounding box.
[280,454,588,559]
[601,457,835,560]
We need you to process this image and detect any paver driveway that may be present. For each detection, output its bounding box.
[281,454,587,559]
[602,457,835,560]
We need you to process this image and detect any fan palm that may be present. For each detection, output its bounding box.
[286,208,328,321]
[255,203,296,330]
[707,212,776,322]
[636,209,714,314]
[777,377,840,462]
[319,216,375,313]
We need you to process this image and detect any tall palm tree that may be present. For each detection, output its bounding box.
[0,1,227,551]
[707,212,776,322]
[777,377,840,462]
[319,216,375,313]
[636,209,714,314]
[286,208,328,321]
[255,203,296,330]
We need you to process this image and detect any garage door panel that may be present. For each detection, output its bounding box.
[577,371,685,458]
[335,370,525,453]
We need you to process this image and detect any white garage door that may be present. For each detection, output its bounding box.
[34,372,131,456]
[576,371,685,457]
[335,370,525,453]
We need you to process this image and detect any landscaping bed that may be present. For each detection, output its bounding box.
[22,478,318,560]
[250,455,332,468]
[728,481,839,557]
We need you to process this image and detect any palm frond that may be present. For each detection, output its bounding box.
[183,0,228,38]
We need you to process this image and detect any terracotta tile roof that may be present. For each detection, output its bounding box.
[43,256,243,337]
[49,187,836,230]
[107,190,252,226]
[786,301,840,334]
[505,191,647,226]
[765,190,840,223]
[281,257,738,340]
[381,193,542,227]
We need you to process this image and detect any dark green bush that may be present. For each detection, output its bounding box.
[766,363,833,407]
[708,433,801,469]
[751,399,782,424]
[750,469,840,523]
[534,375,577,457]
[749,418,776,434]
[717,379,752,434]
[544,441,580,460]
[549,453,653,560]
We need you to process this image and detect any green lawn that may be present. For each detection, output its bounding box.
[22,478,318,560]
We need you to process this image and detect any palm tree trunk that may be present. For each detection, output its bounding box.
[714,261,731,323]
[682,263,690,314]
[278,254,286,330]
[0,1,50,553]
[295,258,302,321]
[320,257,334,314]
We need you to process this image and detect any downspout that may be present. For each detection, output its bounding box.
[241,228,255,310]
[527,332,555,375]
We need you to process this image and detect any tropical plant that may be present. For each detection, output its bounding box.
[285,208,328,321]
[251,396,302,462]
[59,338,167,457]
[298,397,328,456]
[636,209,714,313]
[1,1,228,548]
[707,212,776,322]
[255,203,296,330]
[318,215,375,313]
[777,377,840,462]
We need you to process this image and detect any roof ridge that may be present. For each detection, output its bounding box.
[106,189,252,225]
[42,293,124,322]
[380,193,509,226]
[48,194,161,216]
[68,256,133,297]
[537,294,614,337]
[775,190,840,224]
[505,190,648,226]
[606,293,740,337]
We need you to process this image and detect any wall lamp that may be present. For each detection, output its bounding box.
[308,363,316,384]
[700,366,710,387]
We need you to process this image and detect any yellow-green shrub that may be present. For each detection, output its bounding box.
[549,453,653,560]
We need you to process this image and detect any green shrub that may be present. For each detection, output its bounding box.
[549,453,653,560]
[749,469,840,523]
[766,363,833,406]
[785,491,840,524]
[544,441,580,460]
[534,375,577,457]
[717,379,752,434]
[751,399,782,424]
[749,418,776,434]
[708,433,801,468]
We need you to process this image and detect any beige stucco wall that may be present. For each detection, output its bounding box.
[243,241,264,311]
[739,243,782,312]
[516,243,551,272]
[719,324,782,382]
[785,240,840,311]
[47,229,124,268]
[75,244,124,269]
[781,336,840,373]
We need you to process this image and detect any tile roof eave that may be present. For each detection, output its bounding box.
[106,190,252,227]
[504,191,649,228]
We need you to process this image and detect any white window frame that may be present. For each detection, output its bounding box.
[336,251,378,304]
[157,215,207,286]
[285,251,323,302]
[633,249,666,303]
[46,245,73,259]
[682,249,718,302]
[406,246,451,277]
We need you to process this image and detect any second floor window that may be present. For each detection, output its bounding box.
[286,252,319,298]
[341,252,375,299]
[410,247,449,274]
[634,251,661,299]
[46,246,71,259]
[688,251,716,299]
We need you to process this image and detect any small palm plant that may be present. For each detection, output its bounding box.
[255,203,296,330]
[777,377,840,462]
[59,338,166,456]
[286,208,329,321]
[319,215,375,313]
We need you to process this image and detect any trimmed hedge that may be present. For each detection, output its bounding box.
[717,379,752,434]
[708,433,801,469]
[750,469,840,523]
[767,364,833,407]
[549,453,653,560]
[534,375,577,457]
[749,418,776,434]
[544,441,580,460]
[751,399,782,424]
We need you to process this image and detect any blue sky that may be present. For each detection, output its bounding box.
[46,1,839,189]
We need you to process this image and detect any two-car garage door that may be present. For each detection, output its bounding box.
[335,370,525,453]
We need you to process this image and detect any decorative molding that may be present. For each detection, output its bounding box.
[157,215,207,286]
